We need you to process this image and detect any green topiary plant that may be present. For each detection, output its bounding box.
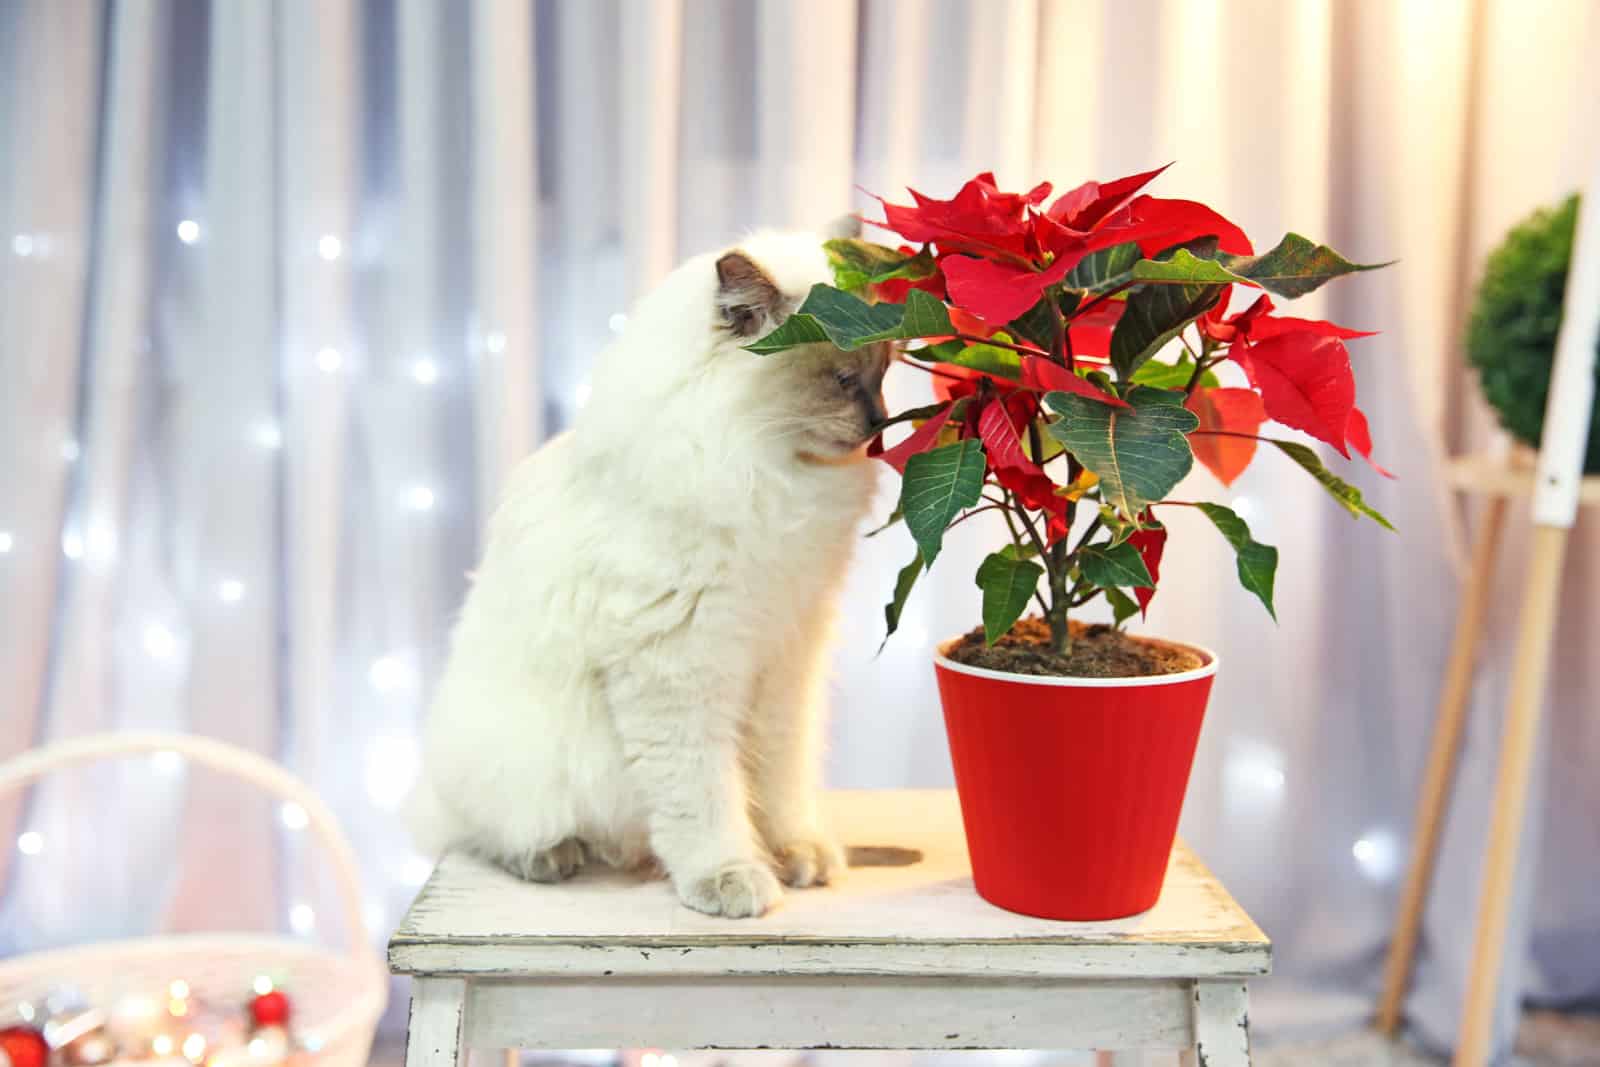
[1466,193,1600,473]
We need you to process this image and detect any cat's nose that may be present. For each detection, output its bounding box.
[864,392,888,430]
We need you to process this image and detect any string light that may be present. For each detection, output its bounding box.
[253,421,283,449]
[412,358,439,385]
[181,1033,206,1062]
[315,347,342,373]
[279,802,309,831]
[169,980,190,1000]
[152,1036,175,1057]
[176,220,200,244]
[368,655,414,694]
[1352,829,1400,882]
[12,234,34,257]
[317,234,342,261]
[485,330,507,354]
[1224,741,1286,797]
[217,578,245,603]
[62,530,85,560]
[0,530,13,553]
[608,313,628,334]
[17,831,43,856]
[84,519,117,564]
[288,902,316,935]
[405,485,436,512]
[252,976,274,996]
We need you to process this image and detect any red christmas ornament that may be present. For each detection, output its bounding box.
[248,990,291,1028]
[0,1026,49,1067]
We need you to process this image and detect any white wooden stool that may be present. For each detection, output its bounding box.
[390,790,1269,1065]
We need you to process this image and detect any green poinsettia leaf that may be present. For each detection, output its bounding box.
[1077,541,1154,588]
[1128,235,1389,300]
[825,238,937,296]
[1102,585,1141,626]
[1061,241,1144,292]
[1225,233,1392,299]
[1131,354,1220,391]
[1008,297,1059,350]
[1108,283,1226,381]
[865,504,904,537]
[1270,439,1395,530]
[975,548,1043,645]
[1044,385,1199,518]
[1192,502,1279,620]
[1130,247,1244,286]
[862,287,955,343]
[745,285,954,354]
[900,438,986,565]
[880,552,924,651]
[944,333,1023,379]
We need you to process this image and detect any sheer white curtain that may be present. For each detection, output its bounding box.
[2,0,1598,1058]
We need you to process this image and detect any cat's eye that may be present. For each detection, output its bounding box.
[834,368,860,390]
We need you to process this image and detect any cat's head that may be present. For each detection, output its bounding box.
[713,232,890,462]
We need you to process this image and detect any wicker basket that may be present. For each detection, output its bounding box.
[0,732,388,1067]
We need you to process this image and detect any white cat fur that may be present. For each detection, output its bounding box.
[412,230,885,918]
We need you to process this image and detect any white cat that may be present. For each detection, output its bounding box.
[411,230,887,918]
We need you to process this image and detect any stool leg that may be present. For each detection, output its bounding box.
[1193,980,1250,1066]
[407,978,469,1067]
[1377,494,1509,1034]
[1455,524,1570,1065]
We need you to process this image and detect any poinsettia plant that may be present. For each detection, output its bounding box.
[750,167,1394,656]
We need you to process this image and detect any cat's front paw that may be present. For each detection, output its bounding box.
[773,835,846,888]
[679,860,783,918]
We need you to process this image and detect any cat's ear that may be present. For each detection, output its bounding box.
[715,251,784,337]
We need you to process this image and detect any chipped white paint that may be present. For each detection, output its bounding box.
[392,791,1267,1061]
[405,978,467,1067]
[468,976,1193,1050]
[1192,980,1251,1067]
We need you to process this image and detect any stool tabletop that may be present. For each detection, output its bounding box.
[389,789,1269,980]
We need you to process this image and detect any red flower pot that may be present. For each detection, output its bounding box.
[934,636,1217,920]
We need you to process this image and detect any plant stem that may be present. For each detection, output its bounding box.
[870,401,949,434]
[1182,334,1221,398]
[1048,295,1072,371]
[1070,281,1134,323]
[1007,490,1050,562]
[896,360,973,382]
[1189,429,1269,441]
[953,333,1048,357]
[946,503,1008,532]
[997,497,1053,617]
[1071,515,1104,552]
[1046,539,1072,655]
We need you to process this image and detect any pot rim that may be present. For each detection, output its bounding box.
[933,633,1219,689]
